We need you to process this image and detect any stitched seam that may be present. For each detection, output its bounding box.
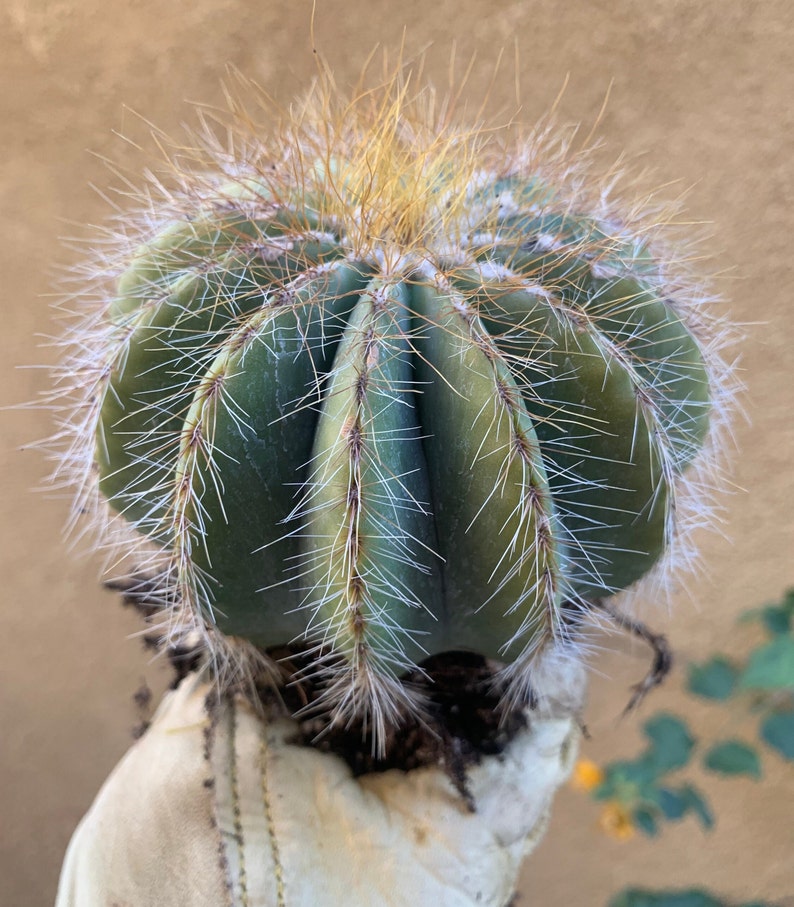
[260,735,287,907]
[207,707,235,907]
[230,706,249,907]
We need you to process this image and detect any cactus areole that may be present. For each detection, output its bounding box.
[59,76,731,735]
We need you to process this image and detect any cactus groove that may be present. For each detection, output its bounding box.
[53,75,734,741]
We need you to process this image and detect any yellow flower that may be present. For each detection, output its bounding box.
[598,802,636,841]
[570,759,605,792]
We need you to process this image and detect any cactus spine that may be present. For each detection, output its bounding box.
[52,74,735,743]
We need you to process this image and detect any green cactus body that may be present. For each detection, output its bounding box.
[61,82,730,735]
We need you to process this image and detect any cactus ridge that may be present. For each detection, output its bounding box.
[49,74,737,745]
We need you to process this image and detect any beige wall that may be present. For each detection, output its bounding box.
[1,1,792,904]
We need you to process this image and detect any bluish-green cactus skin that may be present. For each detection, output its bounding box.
[94,163,712,692]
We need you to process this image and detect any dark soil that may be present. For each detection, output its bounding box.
[109,575,527,801]
[271,647,526,806]
[109,572,670,799]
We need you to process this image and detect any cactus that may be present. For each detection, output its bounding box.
[52,75,735,745]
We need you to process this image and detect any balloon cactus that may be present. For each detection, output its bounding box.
[52,75,735,745]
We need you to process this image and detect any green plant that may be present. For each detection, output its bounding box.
[572,588,794,905]
[609,890,773,907]
[51,73,735,744]
[576,588,794,840]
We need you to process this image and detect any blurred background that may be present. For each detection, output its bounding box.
[2,1,792,904]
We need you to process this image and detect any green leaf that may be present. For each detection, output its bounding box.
[687,657,739,700]
[703,740,762,778]
[608,890,725,907]
[596,758,659,800]
[643,714,696,772]
[760,709,794,760]
[655,787,689,820]
[740,637,794,691]
[760,606,792,636]
[608,892,777,907]
[632,807,659,836]
[740,589,794,636]
[679,783,715,830]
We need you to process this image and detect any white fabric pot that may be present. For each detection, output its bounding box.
[56,670,582,906]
